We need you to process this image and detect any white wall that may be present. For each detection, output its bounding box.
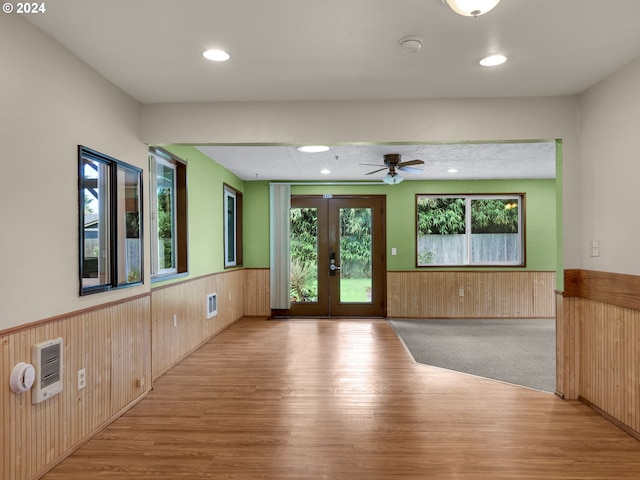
[1,11,593,332]
[579,58,640,275]
[143,96,581,270]
[0,14,147,330]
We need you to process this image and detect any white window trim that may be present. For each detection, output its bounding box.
[224,187,237,267]
[150,154,178,276]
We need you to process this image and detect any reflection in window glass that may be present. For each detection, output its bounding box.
[81,157,111,290]
[149,148,188,279]
[290,207,318,303]
[79,146,143,295]
[155,160,176,273]
[224,188,236,266]
[223,184,243,269]
[117,166,142,285]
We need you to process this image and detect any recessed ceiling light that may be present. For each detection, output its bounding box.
[480,54,507,67]
[321,169,331,175]
[297,145,330,153]
[203,49,230,62]
[447,168,459,173]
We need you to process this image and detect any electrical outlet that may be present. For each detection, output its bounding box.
[459,288,465,297]
[77,368,86,390]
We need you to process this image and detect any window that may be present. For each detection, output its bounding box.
[224,184,243,267]
[416,194,524,266]
[149,147,188,279]
[79,146,143,295]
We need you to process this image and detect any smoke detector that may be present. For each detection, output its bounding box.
[399,36,424,53]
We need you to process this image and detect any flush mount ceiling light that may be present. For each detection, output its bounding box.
[480,54,507,66]
[399,36,424,53]
[441,0,501,17]
[202,49,230,62]
[382,173,404,185]
[320,169,331,175]
[297,145,330,153]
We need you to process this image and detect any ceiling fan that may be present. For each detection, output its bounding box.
[362,154,425,184]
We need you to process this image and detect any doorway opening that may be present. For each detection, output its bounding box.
[274,195,386,317]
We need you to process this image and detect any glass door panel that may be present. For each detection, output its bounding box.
[277,196,328,317]
[290,207,319,303]
[275,195,384,318]
[329,197,384,317]
[339,207,373,304]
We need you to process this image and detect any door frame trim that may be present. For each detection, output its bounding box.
[272,194,387,318]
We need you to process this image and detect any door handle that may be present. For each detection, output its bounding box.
[330,252,340,276]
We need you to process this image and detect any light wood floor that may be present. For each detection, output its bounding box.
[44,318,640,479]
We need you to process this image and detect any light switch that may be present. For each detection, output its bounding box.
[391,247,397,256]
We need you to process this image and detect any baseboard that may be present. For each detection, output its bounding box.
[32,390,150,480]
[152,315,244,382]
[579,396,640,442]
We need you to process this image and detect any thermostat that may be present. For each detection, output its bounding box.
[10,362,36,393]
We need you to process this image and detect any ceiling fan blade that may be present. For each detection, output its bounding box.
[360,163,386,167]
[365,167,388,175]
[398,159,425,167]
[398,166,423,174]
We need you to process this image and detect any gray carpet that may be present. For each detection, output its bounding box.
[389,318,556,393]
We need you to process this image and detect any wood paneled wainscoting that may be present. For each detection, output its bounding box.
[0,295,152,480]
[151,269,245,380]
[243,268,271,317]
[387,270,556,318]
[558,269,640,440]
[1,269,247,480]
[242,269,556,319]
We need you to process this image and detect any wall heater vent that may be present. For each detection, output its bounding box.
[32,337,63,404]
[207,293,218,319]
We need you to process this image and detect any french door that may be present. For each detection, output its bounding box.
[276,195,386,317]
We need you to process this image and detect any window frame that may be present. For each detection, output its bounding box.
[149,147,188,280]
[223,184,243,268]
[151,156,178,276]
[78,145,143,295]
[416,193,525,268]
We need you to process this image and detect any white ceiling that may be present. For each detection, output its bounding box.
[26,0,640,103]
[197,142,556,181]
[25,0,640,180]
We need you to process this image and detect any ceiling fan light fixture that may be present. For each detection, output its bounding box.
[441,0,501,17]
[297,145,330,153]
[382,173,404,185]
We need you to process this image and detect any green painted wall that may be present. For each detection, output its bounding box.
[243,181,271,268]
[152,145,244,287]
[243,179,557,271]
[150,147,557,278]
